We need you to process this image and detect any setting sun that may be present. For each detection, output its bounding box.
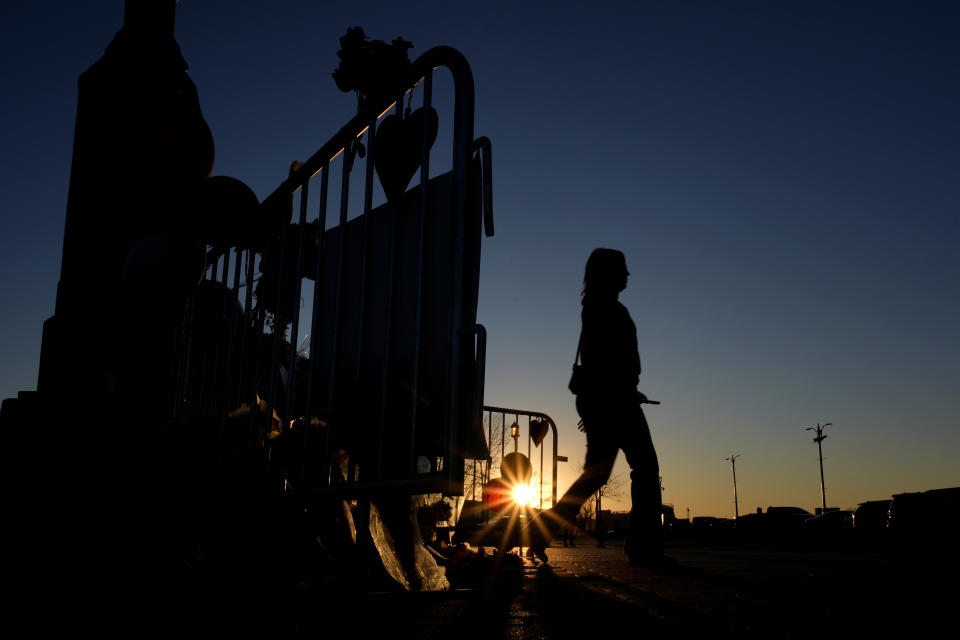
[512,483,533,507]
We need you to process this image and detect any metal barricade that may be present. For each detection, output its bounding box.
[172,47,493,502]
[474,406,561,510]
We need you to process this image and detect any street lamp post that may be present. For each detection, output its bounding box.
[805,422,833,513]
[725,454,740,519]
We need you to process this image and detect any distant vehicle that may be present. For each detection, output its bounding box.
[765,506,814,529]
[766,506,813,517]
[691,516,727,531]
[718,518,749,533]
[887,492,924,534]
[803,509,854,530]
[852,500,891,530]
[731,511,767,533]
[888,487,960,537]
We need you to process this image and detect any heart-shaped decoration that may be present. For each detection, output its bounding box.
[373,106,438,202]
[530,419,549,447]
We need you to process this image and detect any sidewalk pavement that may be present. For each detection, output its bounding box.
[54,534,951,638]
[524,535,955,637]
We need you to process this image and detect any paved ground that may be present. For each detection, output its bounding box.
[281,533,955,638]
[45,532,951,637]
[524,535,954,637]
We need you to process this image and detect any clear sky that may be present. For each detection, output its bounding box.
[2,1,958,518]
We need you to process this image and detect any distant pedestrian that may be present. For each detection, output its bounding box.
[526,248,674,569]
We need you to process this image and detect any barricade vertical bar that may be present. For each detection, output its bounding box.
[353,123,375,418]
[527,416,532,458]
[196,251,214,414]
[407,70,433,472]
[551,417,558,507]
[369,100,409,478]
[363,121,375,216]
[487,409,492,449]
[199,254,222,416]
[515,413,520,455]
[223,247,244,411]
[212,248,234,468]
[361,110,397,478]
[209,249,231,417]
[265,209,292,432]
[236,249,255,406]
[219,251,230,288]
[442,49,478,492]
[501,412,506,460]
[356,119,377,475]
[369,49,479,491]
[539,437,544,509]
[302,164,329,484]
[324,146,353,474]
[487,409,492,483]
[248,270,268,458]
[285,181,311,429]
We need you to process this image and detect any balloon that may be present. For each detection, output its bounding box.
[190,175,261,249]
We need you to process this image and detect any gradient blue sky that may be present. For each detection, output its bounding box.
[2,1,957,517]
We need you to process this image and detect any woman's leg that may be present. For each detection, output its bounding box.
[527,426,618,559]
[619,405,665,563]
[552,431,618,527]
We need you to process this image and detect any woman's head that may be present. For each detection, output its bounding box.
[583,248,629,296]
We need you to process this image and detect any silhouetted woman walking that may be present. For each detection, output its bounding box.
[528,248,671,568]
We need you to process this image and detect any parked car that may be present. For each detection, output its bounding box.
[888,487,960,538]
[731,511,768,534]
[691,516,728,532]
[852,499,891,530]
[803,509,853,531]
[765,506,814,530]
